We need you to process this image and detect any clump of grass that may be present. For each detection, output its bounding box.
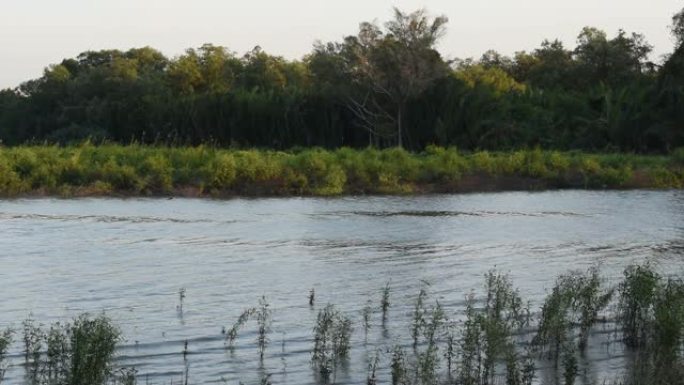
[225,296,273,360]
[311,304,353,381]
[18,314,120,385]
[45,322,69,382]
[411,288,428,349]
[22,316,43,382]
[390,346,408,385]
[416,300,445,385]
[226,308,256,348]
[459,271,531,385]
[70,314,120,385]
[618,264,661,348]
[0,328,12,383]
[533,267,613,362]
[444,330,455,379]
[617,263,684,375]
[561,341,578,385]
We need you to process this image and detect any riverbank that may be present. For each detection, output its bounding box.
[0,145,682,198]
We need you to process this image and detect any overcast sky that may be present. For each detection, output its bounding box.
[1,0,682,88]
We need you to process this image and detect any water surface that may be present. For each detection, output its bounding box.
[1,190,683,384]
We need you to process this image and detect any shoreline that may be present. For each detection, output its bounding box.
[1,145,682,198]
[4,173,679,200]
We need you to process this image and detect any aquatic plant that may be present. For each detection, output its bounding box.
[256,296,273,360]
[3,265,684,384]
[17,314,120,385]
[311,304,353,381]
[416,300,444,385]
[411,288,428,349]
[69,314,120,385]
[178,287,186,312]
[618,264,661,348]
[226,308,256,348]
[533,267,613,362]
[366,351,379,385]
[0,328,12,383]
[22,316,43,382]
[225,296,273,360]
[390,346,408,385]
[458,271,532,385]
[362,300,373,338]
[381,281,391,322]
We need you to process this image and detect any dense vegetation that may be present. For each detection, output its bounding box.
[0,145,682,197]
[1,8,683,153]
[1,264,682,384]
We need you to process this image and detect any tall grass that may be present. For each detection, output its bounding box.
[0,329,11,383]
[0,144,681,197]
[7,314,121,385]
[225,296,273,361]
[311,304,353,382]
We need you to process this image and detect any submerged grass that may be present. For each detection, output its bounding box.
[0,144,681,197]
[7,314,121,385]
[1,265,682,385]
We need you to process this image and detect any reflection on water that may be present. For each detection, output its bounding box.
[0,190,682,384]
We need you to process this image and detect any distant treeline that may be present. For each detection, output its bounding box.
[1,8,684,152]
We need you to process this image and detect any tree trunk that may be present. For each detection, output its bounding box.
[397,104,403,148]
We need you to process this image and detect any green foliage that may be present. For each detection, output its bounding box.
[18,314,120,385]
[224,297,273,360]
[618,264,684,354]
[207,152,237,189]
[311,304,353,381]
[0,328,12,383]
[0,145,680,197]
[1,9,683,153]
[459,272,531,385]
[533,267,613,361]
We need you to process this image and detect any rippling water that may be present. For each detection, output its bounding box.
[0,190,683,384]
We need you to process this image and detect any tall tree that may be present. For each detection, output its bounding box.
[345,8,449,147]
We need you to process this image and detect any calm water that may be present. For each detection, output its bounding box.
[1,190,683,384]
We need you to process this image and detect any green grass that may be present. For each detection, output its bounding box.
[0,144,681,197]
[16,314,121,385]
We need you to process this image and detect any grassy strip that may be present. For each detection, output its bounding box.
[0,144,682,197]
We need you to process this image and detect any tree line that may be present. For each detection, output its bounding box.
[0,8,683,152]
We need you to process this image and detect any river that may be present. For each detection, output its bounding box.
[1,190,683,384]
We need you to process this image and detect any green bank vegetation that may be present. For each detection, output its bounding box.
[0,264,682,384]
[0,144,681,197]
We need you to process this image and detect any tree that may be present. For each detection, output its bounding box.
[672,7,684,47]
[574,27,652,87]
[345,8,449,147]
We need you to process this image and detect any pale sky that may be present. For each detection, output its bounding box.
[1,0,682,89]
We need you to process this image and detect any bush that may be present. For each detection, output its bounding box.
[140,155,173,193]
[207,153,237,190]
